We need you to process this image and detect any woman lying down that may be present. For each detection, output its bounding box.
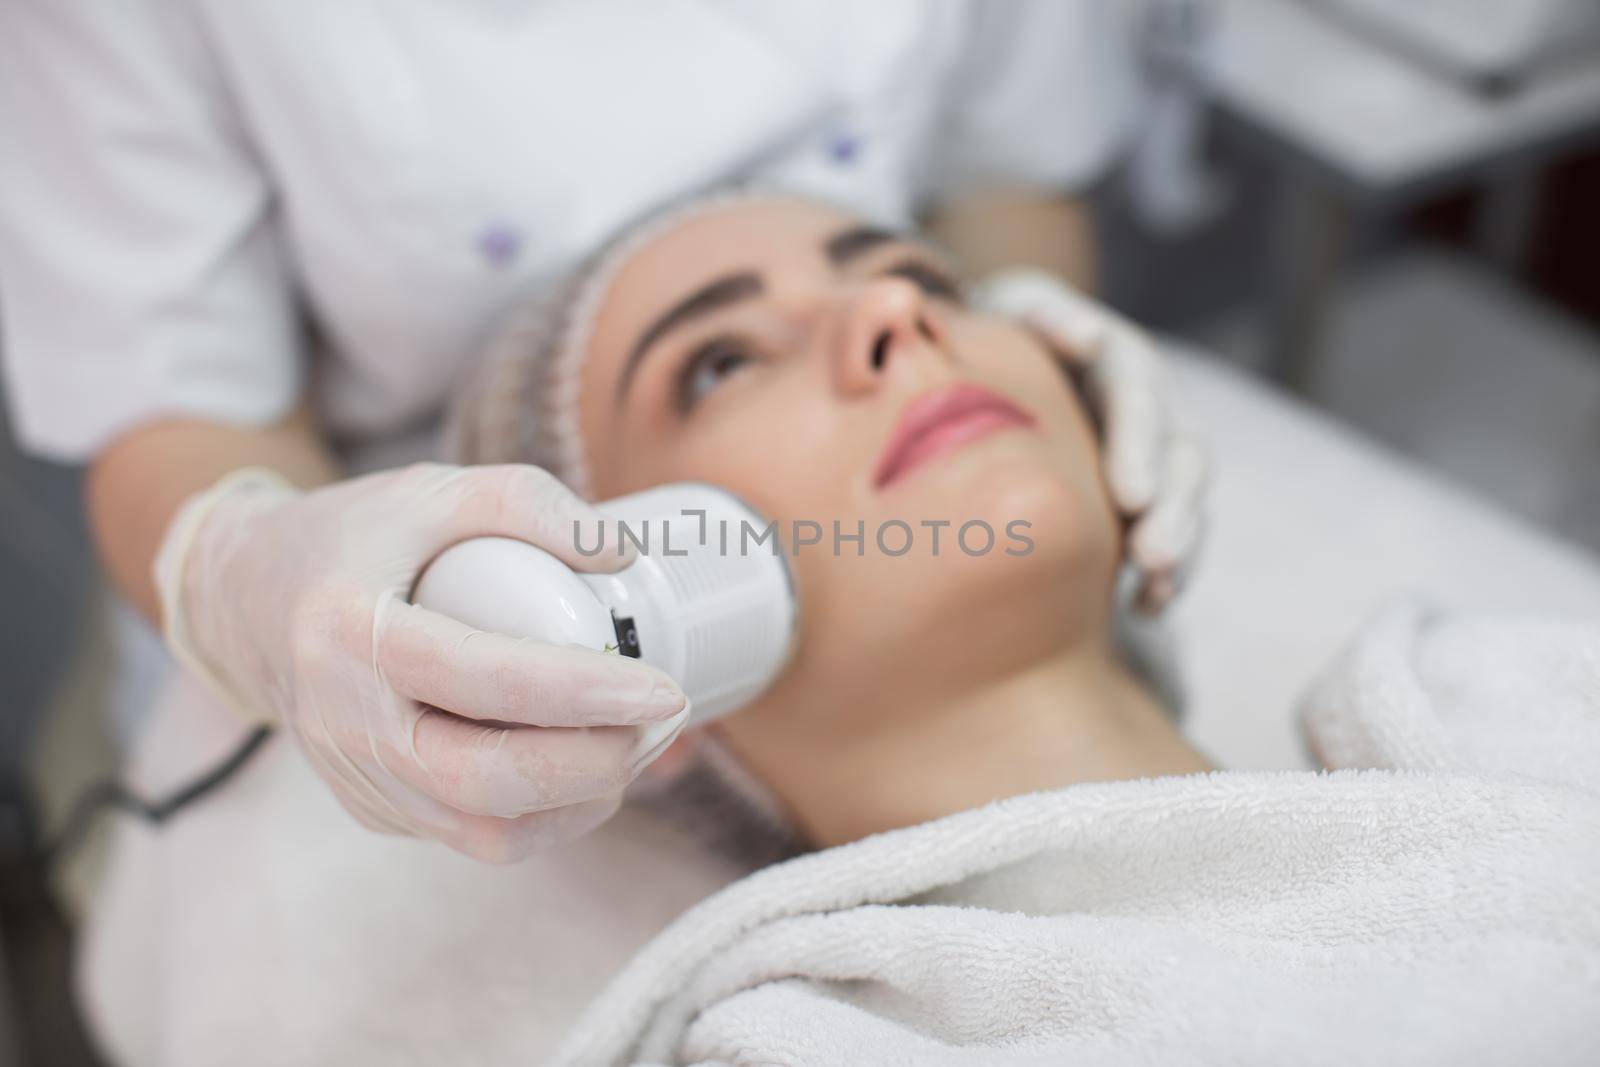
[83,192,1600,1066]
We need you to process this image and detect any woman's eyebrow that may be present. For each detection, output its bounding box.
[824,225,900,266]
[617,270,764,404]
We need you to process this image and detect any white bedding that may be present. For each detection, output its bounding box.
[1166,352,1600,770]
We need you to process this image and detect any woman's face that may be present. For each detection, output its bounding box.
[577,198,1119,720]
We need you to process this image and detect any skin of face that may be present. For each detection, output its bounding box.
[577,198,1121,751]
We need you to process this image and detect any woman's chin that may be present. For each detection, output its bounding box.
[794,456,1112,671]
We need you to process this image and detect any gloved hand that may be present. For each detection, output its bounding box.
[970,269,1208,612]
[154,462,689,862]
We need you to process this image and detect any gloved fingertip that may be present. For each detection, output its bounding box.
[1110,464,1157,516]
[579,661,688,724]
[1126,513,1166,566]
[602,537,641,573]
[629,706,690,774]
[1030,308,1106,362]
[566,517,639,574]
[1133,506,1202,573]
[1104,418,1162,515]
[1133,575,1176,616]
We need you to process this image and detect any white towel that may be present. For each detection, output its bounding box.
[551,602,1600,1066]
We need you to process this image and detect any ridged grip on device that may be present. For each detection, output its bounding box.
[584,484,796,725]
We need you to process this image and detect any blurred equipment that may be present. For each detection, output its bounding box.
[1124,0,1231,237]
[1207,0,1600,388]
[0,330,101,1065]
[1306,0,1600,90]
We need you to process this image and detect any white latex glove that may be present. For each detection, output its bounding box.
[154,463,689,862]
[970,269,1208,612]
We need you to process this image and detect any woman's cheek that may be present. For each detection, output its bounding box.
[686,393,824,506]
[723,445,813,525]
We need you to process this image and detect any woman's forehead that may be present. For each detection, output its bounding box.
[585,198,862,378]
[615,198,862,299]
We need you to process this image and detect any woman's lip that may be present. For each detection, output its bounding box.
[873,384,1037,489]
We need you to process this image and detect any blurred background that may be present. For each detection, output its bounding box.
[1,1,1596,1063]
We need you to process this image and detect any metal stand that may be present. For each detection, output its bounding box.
[1262,170,1348,394]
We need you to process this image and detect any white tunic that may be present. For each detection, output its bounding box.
[0,0,1138,460]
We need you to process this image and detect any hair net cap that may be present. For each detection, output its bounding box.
[448,186,803,498]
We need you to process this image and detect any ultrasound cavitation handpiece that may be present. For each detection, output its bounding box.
[412,483,796,725]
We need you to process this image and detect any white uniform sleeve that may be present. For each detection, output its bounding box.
[932,0,1143,195]
[0,1,299,461]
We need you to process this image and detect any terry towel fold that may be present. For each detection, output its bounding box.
[553,602,1600,1066]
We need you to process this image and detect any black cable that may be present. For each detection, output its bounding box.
[38,725,274,873]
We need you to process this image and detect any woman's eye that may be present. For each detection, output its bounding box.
[885,259,963,303]
[676,338,755,412]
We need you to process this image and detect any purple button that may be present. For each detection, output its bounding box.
[478,223,521,267]
[827,134,861,164]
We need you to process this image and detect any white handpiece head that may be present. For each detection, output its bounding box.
[412,483,796,726]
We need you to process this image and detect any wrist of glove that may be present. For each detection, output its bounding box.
[969,269,1208,613]
[155,467,302,724]
[151,462,690,862]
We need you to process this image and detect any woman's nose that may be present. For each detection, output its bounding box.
[832,277,948,396]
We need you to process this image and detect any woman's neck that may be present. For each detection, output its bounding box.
[722,640,1213,849]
